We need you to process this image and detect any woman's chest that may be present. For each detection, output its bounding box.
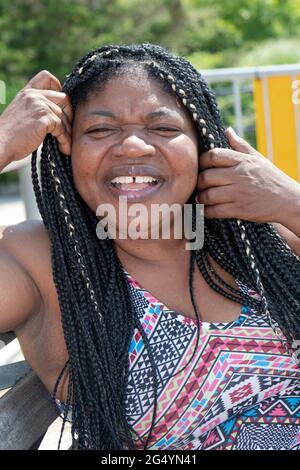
[125,266,243,323]
[125,298,300,450]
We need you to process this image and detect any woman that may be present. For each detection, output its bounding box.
[0,43,300,450]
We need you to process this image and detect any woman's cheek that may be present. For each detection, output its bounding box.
[167,136,198,172]
[72,139,99,181]
[71,152,98,208]
[172,151,198,180]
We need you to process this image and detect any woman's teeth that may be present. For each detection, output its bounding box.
[110,176,159,188]
[110,176,159,184]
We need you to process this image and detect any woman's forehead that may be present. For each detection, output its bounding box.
[75,72,189,121]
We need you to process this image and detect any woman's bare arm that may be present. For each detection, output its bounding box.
[0,223,44,333]
[0,70,72,333]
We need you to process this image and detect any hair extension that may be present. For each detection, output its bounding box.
[31,43,300,450]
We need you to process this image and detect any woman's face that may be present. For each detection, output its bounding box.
[71,71,199,233]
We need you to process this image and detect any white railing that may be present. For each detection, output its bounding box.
[2,152,41,219]
[1,63,300,220]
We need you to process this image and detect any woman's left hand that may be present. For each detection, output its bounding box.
[196,127,300,224]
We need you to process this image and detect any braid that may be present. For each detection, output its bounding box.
[31,42,300,450]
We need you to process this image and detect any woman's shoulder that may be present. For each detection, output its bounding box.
[1,218,49,244]
[1,219,51,263]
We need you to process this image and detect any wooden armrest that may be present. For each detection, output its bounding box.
[0,361,31,390]
[0,371,59,449]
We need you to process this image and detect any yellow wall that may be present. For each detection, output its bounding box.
[254,75,300,181]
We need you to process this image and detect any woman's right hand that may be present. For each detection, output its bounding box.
[0,70,72,165]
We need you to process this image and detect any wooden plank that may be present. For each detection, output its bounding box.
[0,361,31,390]
[0,371,59,449]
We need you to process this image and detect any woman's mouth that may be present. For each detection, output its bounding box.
[106,175,164,201]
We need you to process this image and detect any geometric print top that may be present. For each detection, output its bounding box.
[123,270,300,450]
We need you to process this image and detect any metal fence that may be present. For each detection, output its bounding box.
[1,63,300,220]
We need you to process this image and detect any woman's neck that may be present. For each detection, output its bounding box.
[113,237,190,270]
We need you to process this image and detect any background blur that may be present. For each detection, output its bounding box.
[1,0,300,225]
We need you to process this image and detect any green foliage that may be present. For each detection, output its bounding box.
[0,80,24,114]
[0,0,299,161]
[237,38,300,67]
[0,172,19,185]
[1,0,299,91]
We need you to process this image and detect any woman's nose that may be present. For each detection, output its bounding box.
[115,134,156,159]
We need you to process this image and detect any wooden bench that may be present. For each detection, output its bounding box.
[0,333,59,450]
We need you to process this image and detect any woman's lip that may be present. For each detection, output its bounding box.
[105,181,164,201]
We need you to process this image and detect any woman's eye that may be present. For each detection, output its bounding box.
[152,127,179,132]
[87,128,114,133]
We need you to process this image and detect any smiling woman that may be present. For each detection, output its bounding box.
[0,43,300,451]
[70,67,199,244]
[71,70,198,210]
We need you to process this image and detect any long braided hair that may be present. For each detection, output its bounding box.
[31,43,300,450]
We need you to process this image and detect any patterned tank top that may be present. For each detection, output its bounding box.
[56,270,300,450]
[122,270,300,450]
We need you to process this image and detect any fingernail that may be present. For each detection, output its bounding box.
[227,126,238,136]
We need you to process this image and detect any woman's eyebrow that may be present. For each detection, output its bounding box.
[146,109,179,119]
[86,110,116,118]
[85,108,180,120]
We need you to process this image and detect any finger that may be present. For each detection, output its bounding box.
[199,148,241,170]
[46,100,72,136]
[203,203,236,219]
[197,167,234,190]
[23,70,62,92]
[38,90,73,124]
[196,185,234,206]
[42,114,71,155]
[225,127,257,155]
